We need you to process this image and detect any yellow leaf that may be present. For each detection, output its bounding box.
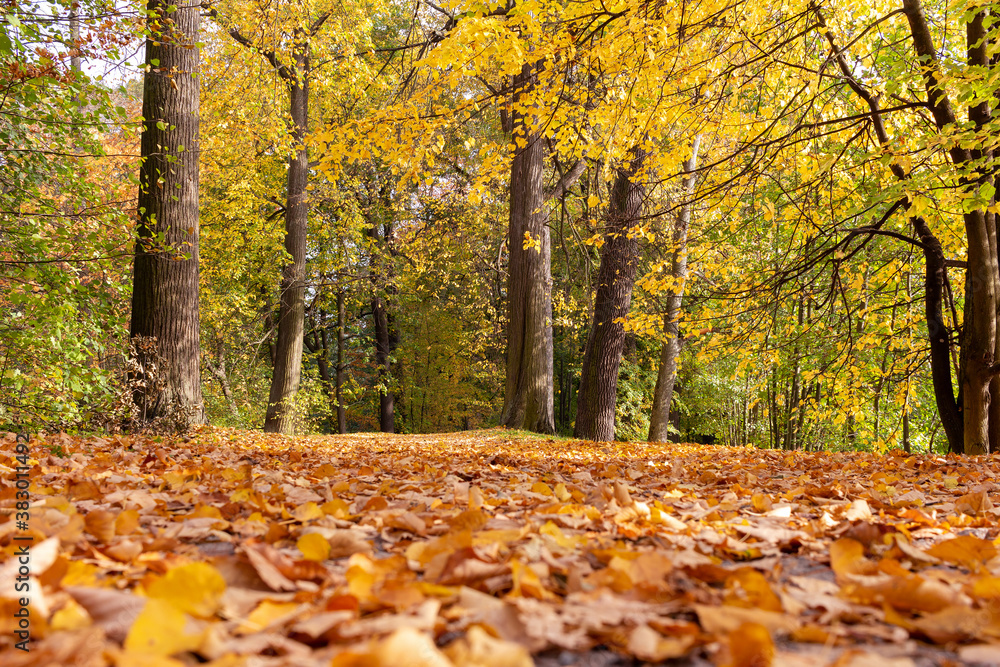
[726,622,775,667]
[124,598,204,656]
[85,510,117,544]
[49,598,91,632]
[554,483,572,502]
[297,532,331,561]
[751,493,773,513]
[468,485,484,510]
[322,498,352,518]
[972,575,1000,600]
[147,562,226,618]
[830,538,877,580]
[237,601,301,635]
[292,501,324,522]
[445,626,533,667]
[116,509,141,535]
[376,627,452,667]
[115,654,187,667]
[531,481,554,496]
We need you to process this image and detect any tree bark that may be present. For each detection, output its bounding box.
[372,292,396,432]
[336,289,347,434]
[130,0,203,426]
[574,147,647,441]
[649,137,700,442]
[263,50,309,434]
[207,355,239,420]
[912,217,964,452]
[501,62,556,434]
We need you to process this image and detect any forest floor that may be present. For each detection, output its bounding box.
[2,428,1000,666]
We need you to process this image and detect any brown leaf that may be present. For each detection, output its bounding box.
[84,510,117,544]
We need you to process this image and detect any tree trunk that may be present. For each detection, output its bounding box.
[649,137,700,442]
[263,52,309,434]
[337,289,347,434]
[372,292,396,432]
[69,8,80,73]
[207,355,239,420]
[911,217,963,452]
[574,148,647,441]
[501,62,556,434]
[902,407,911,453]
[307,312,337,428]
[130,0,203,426]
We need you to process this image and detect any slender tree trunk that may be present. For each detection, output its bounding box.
[263,52,309,434]
[307,313,338,427]
[501,62,556,434]
[207,355,239,419]
[69,8,80,73]
[372,292,396,432]
[649,137,700,442]
[911,217,964,452]
[336,289,347,434]
[130,0,203,425]
[902,406,911,453]
[369,215,398,433]
[574,148,647,441]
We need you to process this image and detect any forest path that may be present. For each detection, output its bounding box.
[1,428,997,666]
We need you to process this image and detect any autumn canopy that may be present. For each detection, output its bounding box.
[5,0,1000,663]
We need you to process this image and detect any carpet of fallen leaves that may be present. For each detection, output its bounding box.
[4,428,1000,667]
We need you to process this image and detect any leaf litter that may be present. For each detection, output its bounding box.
[3,428,1000,666]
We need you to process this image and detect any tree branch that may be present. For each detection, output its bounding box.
[205,7,294,81]
[545,159,586,201]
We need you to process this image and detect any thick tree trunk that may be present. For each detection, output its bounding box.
[263,56,309,434]
[649,138,700,442]
[130,0,203,426]
[501,63,555,434]
[574,148,647,441]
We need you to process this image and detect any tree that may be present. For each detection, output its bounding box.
[0,1,134,428]
[501,63,556,434]
[129,0,203,425]
[208,5,331,434]
[648,137,700,442]
[574,148,647,441]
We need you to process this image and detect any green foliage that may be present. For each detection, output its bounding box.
[0,1,136,430]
